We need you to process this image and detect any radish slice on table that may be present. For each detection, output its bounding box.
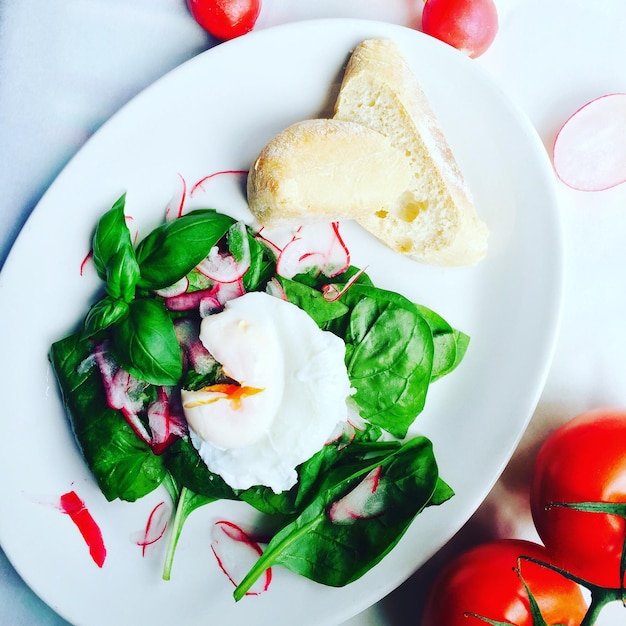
[553,93,626,191]
[211,520,272,595]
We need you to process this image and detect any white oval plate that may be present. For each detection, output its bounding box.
[0,18,562,626]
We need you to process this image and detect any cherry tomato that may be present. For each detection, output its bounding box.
[421,539,587,625]
[531,408,626,589]
[421,0,498,59]
[187,0,261,41]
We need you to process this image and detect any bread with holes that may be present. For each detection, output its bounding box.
[334,38,488,266]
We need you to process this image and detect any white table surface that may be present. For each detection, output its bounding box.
[1,0,626,623]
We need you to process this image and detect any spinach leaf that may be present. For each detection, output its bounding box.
[48,333,167,502]
[336,285,434,438]
[91,194,140,302]
[238,423,393,517]
[414,303,470,382]
[136,209,235,290]
[164,436,239,501]
[233,436,441,598]
[162,486,215,581]
[111,298,182,385]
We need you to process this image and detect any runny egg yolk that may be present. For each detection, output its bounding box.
[184,384,264,410]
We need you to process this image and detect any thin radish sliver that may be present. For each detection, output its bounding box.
[553,93,626,191]
[211,520,271,595]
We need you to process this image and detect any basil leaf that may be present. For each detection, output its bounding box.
[234,436,441,598]
[92,194,140,301]
[111,298,182,385]
[83,296,129,337]
[92,194,129,279]
[136,209,235,290]
[338,285,434,438]
[48,333,167,502]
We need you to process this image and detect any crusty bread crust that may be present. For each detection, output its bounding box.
[334,38,488,266]
[247,118,412,229]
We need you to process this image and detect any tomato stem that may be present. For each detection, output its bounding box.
[580,588,621,626]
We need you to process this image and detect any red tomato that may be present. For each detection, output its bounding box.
[187,0,261,41]
[421,539,587,625]
[531,408,626,589]
[421,0,498,59]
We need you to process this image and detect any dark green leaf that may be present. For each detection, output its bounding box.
[164,436,238,501]
[136,209,235,290]
[91,194,140,301]
[414,303,469,382]
[338,285,434,438]
[82,297,129,337]
[111,298,182,385]
[234,436,441,598]
[48,333,167,502]
[162,486,215,580]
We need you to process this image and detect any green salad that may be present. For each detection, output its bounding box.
[49,193,469,598]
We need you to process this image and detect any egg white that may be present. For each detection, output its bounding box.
[181,291,352,493]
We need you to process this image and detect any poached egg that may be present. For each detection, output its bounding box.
[181,291,352,493]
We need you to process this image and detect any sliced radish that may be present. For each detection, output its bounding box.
[147,386,187,455]
[196,223,251,284]
[265,277,288,301]
[198,280,245,317]
[275,222,350,279]
[211,520,272,595]
[174,318,217,374]
[154,276,190,298]
[165,288,217,312]
[93,345,184,453]
[321,266,368,303]
[328,466,385,525]
[553,93,626,191]
[136,501,169,557]
[165,173,188,221]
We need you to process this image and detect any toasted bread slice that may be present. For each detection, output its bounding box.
[247,118,412,229]
[334,38,488,266]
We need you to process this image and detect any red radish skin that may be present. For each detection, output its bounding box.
[190,170,248,197]
[137,501,169,556]
[422,0,498,59]
[553,93,626,191]
[93,346,186,453]
[211,520,272,595]
[322,266,368,303]
[59,490,107,567]
[165,173,188,221]
[79,250,92,276]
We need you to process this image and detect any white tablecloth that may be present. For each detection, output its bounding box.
[1,0,626,623]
